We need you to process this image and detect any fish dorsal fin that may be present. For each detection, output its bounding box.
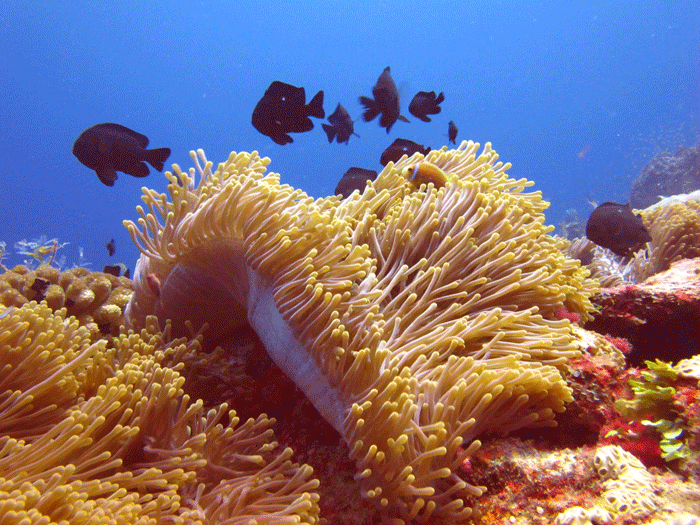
[307,90,325,119]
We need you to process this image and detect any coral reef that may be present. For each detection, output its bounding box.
[608,357,700,477]
[452,438,700,525]
[0,301,320,524]
[567,190,700,287]
[122,141,595,522]
[3,140,698,524]
[0,264,133,340]
[585,257,700,365]
[592,444,700,521]
[630,144,700,209]
[634,190,700,282]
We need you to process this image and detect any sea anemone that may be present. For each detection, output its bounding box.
[124,141,594,522]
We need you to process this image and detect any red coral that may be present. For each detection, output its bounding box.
[600,419,665,469]
[604,335,632,355]
[554,307,580,323]
[619,436,664,469]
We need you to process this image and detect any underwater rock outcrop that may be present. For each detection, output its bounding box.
[586,257,700,366]
[630,144,700,209]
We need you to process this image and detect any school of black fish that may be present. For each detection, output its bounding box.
[72,68,653,261]
[248,67,458,196]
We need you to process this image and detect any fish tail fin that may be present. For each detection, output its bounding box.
[436,92,445,104]
[359,96,379,122]
[322,123,337,143]
[307,90,325,119]
[145,148,172,172]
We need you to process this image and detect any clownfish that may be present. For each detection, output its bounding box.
[403,161,449,189]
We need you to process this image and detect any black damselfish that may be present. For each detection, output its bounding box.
[408,91,444,122]
[103,263,130,279]
[586,202,652,257]
[359,67,409,133]
[448,121,458,144]
[72,123,171,186]
[322,103,359,145]
[380,138,431,166]
[334,167,378,198]
[252,81,324,145]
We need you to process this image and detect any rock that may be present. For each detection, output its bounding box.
[630,144,700,210]
[585,258,700,366]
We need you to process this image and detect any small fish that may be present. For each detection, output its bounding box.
[103,263,130,279]
[380,138,431,166]
[106,238,115,256]
[403,161,449,189]
[586,202,652,257]
[448,121,458,144]
[73,123,171,186]
[334,167,378,198]
[322,103,359,145]
[252,81,324,145]
[408,91,445,122]
[359,67,409,133]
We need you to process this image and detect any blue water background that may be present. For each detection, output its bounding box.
[1,1,698,272]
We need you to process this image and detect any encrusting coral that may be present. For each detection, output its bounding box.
[0,264,133,339]
[0,302,320,524]
[124,140,595,523]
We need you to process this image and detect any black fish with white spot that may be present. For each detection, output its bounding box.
[334,167,378,198]
[72,123,171,186]
[380,138,431,166]
[252,81,324,145]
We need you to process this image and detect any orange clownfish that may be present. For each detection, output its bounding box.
[403,161,449,189]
